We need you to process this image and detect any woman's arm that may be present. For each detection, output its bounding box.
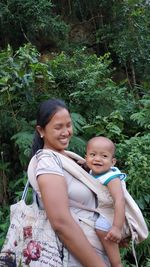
[105,178,125,243]
[38,173,107,267]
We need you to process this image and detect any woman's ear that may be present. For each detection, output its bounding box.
[36,125,44,138]
[112,157,117,166]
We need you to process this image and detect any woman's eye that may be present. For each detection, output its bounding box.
[67,123,72,128]
[55,126,62,130]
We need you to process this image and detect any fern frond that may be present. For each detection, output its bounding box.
[68,136,86,157]
[11,131,33,166]
[71,112,86,135]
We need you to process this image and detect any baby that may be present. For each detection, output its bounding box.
[85,136,126,267]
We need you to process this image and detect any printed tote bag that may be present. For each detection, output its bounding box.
[0,181,63,267]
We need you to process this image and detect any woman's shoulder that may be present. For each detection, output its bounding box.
[36,148,55,157]
[36,149,60,161]
[35,149,62,168]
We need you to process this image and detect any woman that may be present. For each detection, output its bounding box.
[31,98,110,267]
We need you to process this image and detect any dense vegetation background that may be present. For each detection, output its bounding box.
[0,0,150,265]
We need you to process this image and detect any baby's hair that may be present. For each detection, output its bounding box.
[86,136,116,157]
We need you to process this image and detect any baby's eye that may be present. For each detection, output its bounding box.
[90,153,95,157]
[103,155,108,158]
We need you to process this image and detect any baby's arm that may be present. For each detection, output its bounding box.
[105,178,125,243]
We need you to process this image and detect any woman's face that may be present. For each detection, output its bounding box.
[37,108,73,152]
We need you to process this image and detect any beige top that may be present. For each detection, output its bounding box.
[36,149,110,267]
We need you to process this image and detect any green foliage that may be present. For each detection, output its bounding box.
[71,113,87,135]
[82,110,126,142]
[104,1,150,86]
[0,0,69,49]
[69,136,86,157]
[0,206,10,248]
[50,49,132,122]
[145,258,150,267]
[131,94,150,131]
[0,43,55,138]
[0,44,55,107]
[116,134,150,241]
[11,132,34,166]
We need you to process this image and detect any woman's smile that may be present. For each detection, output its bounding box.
[38,108,73,152]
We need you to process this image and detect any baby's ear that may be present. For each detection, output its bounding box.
[112,157,116,166]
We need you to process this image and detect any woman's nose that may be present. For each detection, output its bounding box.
[61,127,70,136]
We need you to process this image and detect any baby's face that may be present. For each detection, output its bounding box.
[86,140,116,175]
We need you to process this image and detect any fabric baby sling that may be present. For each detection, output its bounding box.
[27,149,149,267]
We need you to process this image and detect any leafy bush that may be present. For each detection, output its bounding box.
[0,0,69,49]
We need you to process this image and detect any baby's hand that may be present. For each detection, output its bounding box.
[77,159,90,172]
[104,226,122,243]
[77,159,86,165]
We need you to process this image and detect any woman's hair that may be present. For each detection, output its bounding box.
[31,99,68,156]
